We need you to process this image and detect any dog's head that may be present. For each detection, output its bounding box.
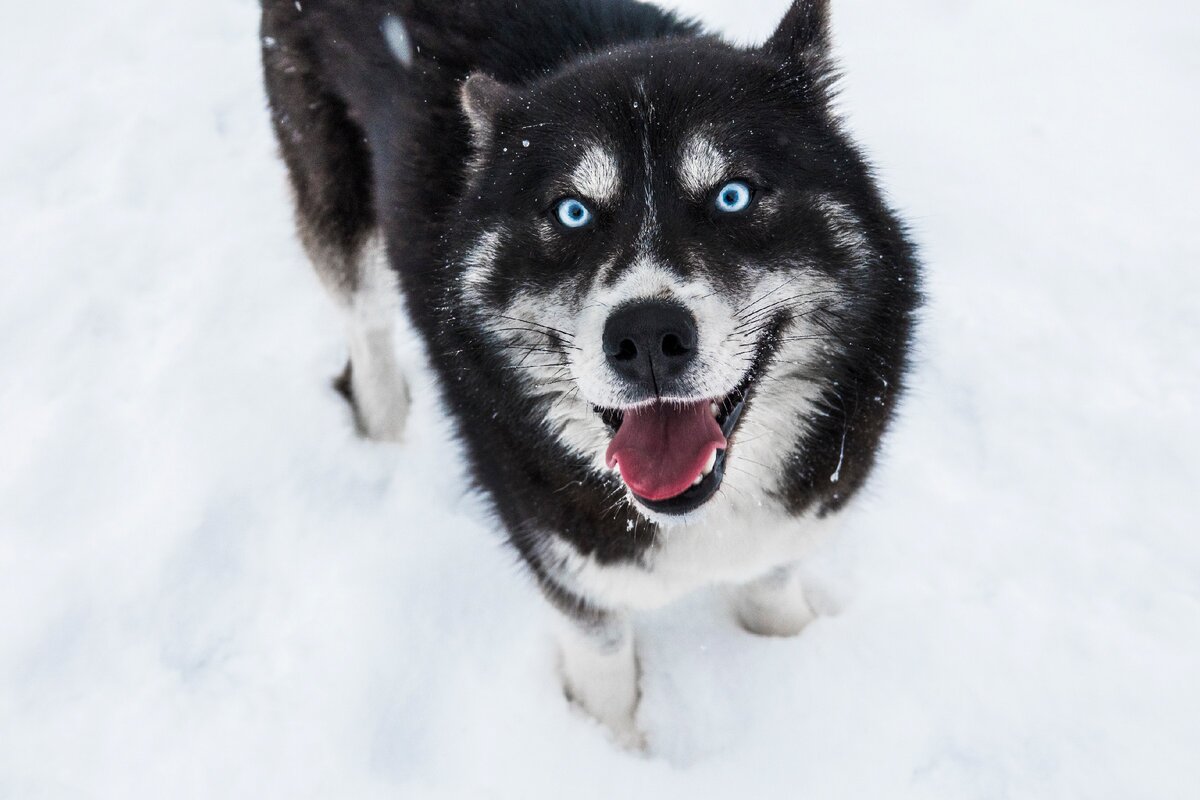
[450,0,913,525]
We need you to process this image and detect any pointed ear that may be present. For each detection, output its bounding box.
[764,0,832,66]
[460,72,517,146]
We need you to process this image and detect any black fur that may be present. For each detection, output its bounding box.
[261,0,920,610]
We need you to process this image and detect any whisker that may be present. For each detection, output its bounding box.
[496,362,573,371]
[734,275,801,316]
[492,329,581,350]
[493,345,569,356]
[734,292,840,331]
[495,314,577,341]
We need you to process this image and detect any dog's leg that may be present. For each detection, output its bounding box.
[553,608,642,748]
[261,9,409,441]
[730,563,816,638]
[327,236,410,442]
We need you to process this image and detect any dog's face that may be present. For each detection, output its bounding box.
[451,6,893,524]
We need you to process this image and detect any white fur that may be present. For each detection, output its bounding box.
[553,612,642,747]
[538,505,841,612]
[678,133,730,197]
[343,235,409,441]
[544,514,833,745]
[459,228,503,301]
[729,562,816,637]
[570,145,621,204]
[304,231,410,442]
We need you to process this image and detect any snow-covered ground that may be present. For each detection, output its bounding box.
[2,0,1198,796]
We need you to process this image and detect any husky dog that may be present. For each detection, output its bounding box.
[261,0,920,742]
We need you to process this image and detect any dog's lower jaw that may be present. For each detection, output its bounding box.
[554,611,644,749]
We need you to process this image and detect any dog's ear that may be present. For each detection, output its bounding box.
[764,0,832,67]
[460,72,517,147]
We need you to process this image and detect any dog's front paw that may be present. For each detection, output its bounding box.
[562,666,644,750]
[731,564,816,638]
[333,359,410,442]
[556,614,644,749]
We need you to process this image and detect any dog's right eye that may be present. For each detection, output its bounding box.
[554,198,593,229]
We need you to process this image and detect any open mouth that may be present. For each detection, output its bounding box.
[598,379,752,516]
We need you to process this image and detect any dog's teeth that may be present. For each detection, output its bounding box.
[702,449,717,476]
[692,474,704,487]
[710,402,720,417]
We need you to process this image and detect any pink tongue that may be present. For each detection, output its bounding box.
[605,400,727,501]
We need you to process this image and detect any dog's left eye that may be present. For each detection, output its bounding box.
[554,197,593,229]
[713,181,753,213]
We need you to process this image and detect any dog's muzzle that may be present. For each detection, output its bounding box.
[596,300,756,515]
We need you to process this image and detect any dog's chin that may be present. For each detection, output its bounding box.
[627,498,714,529]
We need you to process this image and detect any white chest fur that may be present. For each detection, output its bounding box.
[542,503,839,611]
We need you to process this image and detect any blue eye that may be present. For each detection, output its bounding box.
[714,181,753,213]
[555,198,593,228]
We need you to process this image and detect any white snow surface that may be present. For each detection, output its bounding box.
[2,0,1199,796]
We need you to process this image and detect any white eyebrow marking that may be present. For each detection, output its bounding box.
[678,134,730,197]
[569,145,621,203]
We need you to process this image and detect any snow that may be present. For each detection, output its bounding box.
[2,0,1198,796]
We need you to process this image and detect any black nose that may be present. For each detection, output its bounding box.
[602,301,698,390]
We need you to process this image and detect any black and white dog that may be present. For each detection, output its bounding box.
[261,0,920,742]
